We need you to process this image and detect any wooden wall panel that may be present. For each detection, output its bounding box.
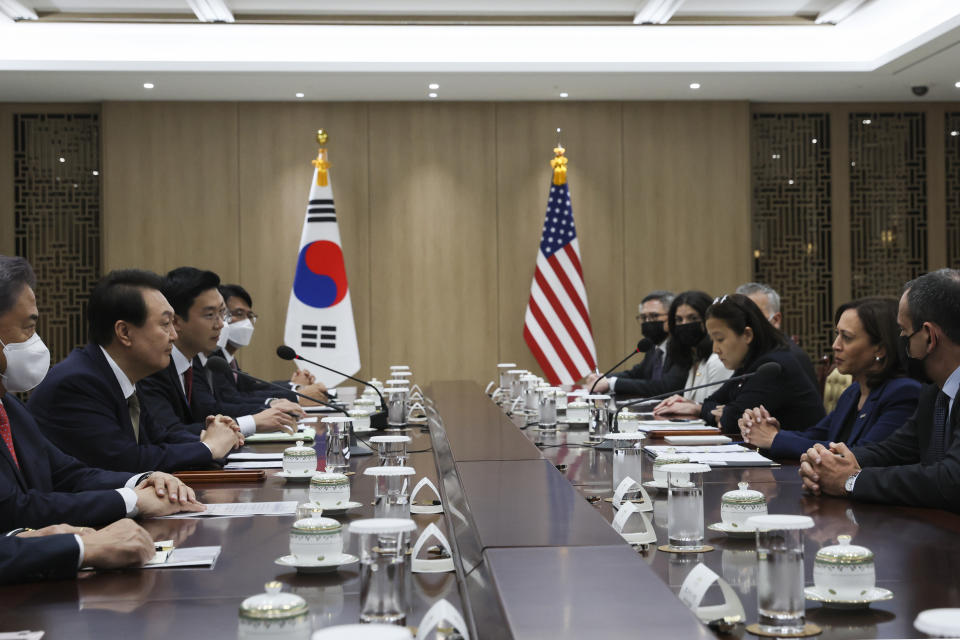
[368,103,498,385]
[102,102,240,279]
[622,102,752,309]
[236,103,370,382]
[495,102,624,378]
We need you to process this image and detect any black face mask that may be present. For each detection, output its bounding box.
[901,332,932,384]
[672,322,707,349]
[641,321,668,345]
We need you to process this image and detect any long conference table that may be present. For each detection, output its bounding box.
[3,380,960,638]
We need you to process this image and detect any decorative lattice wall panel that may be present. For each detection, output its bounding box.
[751,112,833,359]
[13,113,101,363]
[946,113,960,268]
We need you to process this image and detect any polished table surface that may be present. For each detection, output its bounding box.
[4,380,960,639]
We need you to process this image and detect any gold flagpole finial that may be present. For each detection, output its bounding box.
[551,128,567,186]
[312,129,331,187]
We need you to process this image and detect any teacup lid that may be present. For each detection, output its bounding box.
[311,472,349,486]
[653,453,690,466]
[354,397,377,405]
[618,409,640,419]
[347,409,368,417]
[722,482,766,505]
[312,623,414,640]
[389,365,410,370]
[368,377,382,384]
[567,400,589,408]
[292,514,342,533]
[520,374,541,382]
[497,363,517,369]
[349,518,417,535]
[662,462,711,474]
[583,394,611,401]
[915,608,960,637]
[745,514,814,531]
[240,582,308,620]
[284,440,315,455]
[815,535,873,564]
[369,435,411,444]
[363,466,416,476]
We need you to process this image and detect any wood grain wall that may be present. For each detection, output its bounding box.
[92,101,753,386]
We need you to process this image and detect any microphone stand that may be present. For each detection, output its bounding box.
[589,347,644,394]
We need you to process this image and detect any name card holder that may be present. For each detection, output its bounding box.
[611,501,657,546]
[410,477,444,514]
[678,563,745,626]
[417,599,470,640]
[412,523,455,574]
[612,476,653,512]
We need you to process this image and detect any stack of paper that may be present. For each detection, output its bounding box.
[156,501,298,519]
[245,426,315,443]
[645,444,776,467]
[224,452,285,470]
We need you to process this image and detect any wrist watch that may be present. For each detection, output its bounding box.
[844,471,861,495]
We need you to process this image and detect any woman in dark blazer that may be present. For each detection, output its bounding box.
[739,297,921,459]
[654,294,825,433]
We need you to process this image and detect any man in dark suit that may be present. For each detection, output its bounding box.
[0,256,204,531]
[584,290,689,396]
[737,282,819,388]
[139,267,298,439]
[29,269,240,472]
[800,270,960,512]
[1,519,155,584]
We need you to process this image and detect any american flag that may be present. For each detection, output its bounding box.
[523,154,598,385]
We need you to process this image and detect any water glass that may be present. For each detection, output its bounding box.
[350,518,417,625]
[508,370,527,402]
[498,363,518,393]
[370,435,411,466]
[747,514,815,636]
[322,417,353,473]
[384,387,409,426]
[364,466,416,519]
[538,387,558,429]
[584,394,611,442]
[610,433,645,493]
[666,463,710,548]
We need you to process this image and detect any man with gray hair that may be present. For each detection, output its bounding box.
[585,290,688,396]
[737,281,817,388]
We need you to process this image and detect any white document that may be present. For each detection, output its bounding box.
[143,546,222,569]
[157,501,298,518]
[223,461,284,470]
[646,444,748,455]
[645,444,774,467]
[0,633,44,640]
[226,452,284,461]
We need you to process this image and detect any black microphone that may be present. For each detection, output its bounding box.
[277,345,388,430]
[589,339,653,394]
[612,361,783,423]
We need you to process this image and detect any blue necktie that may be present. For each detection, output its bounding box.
[930,391,949,462]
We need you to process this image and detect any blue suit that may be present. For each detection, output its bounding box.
[766,377,922,459]
[0,533,79,584]
[29,344,214,473]
[139,359,212,437]
[0,394,129,530]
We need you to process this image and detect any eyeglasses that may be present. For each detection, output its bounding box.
[230,309,258,324]
[200,309,232,323]
[636,313,667,323]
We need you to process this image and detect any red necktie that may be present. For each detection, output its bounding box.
[230,358,240,383]
[183,367,194,406]
[0,403,20,469]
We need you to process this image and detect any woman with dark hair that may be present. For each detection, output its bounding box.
[739,297,921,459]
[665,291,732,403]
[655,294,825,433]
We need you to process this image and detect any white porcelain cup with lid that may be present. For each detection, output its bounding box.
[312,624,413,640]
[720,482,768,528]
[282,440,317,476]
[309,472,351,508]
[652,451,691,483]
[239,581,310,640]
[915,608,960,638]
[813,535,876,600]
[289,512,343,564]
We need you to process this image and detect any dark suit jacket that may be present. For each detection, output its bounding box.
[0,394,129,530]
[28,344,213,473]
[610,341,690,397]
[193,355,268,418]
[139,359,213,437]
[213,349,297,401]
[788,340,819,389]
[767,377,921,459]
[851,383,960,512]
[701,348,826,434]
[0,533,79,584]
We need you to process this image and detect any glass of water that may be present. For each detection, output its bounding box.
[609,432,646,493]
[538,386,558,429]
[321,417,353,473]
[350,518,417,625]
[498,363,518,394]
[584,394,611,442]
[665,463,711,549]
[364,466,416,519]
[383,387,409,426]
[746,514,815,636]
[369,434,411,466]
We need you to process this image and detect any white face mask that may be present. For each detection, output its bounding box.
[216,325,230,351]
[1,333,51,392]
[227,318,255,348]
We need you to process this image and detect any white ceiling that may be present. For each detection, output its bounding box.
[1,0,960,102]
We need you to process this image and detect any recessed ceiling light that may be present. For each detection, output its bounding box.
[689,82,701,90]
[92,170,99,176]
[295,92,305,98]
[771,154,780,159]
[428,83,439,90]
[559,92,569,98]
[143,82,154,89]
[428,92,438,98]
[58,157,65,163]
[862,119,872,125]
[952,131,960,137]
[787,179,795,185]
[955,81,960,88]
[811,138,818,144]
